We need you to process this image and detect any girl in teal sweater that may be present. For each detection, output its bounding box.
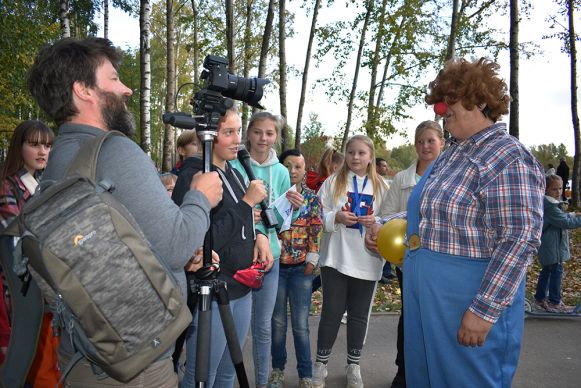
[231,112,302,388]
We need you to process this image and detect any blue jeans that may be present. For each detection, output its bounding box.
[252,259,280,386]
[535,263,564,304]
[182,292,252,388]
[271,264,314,378]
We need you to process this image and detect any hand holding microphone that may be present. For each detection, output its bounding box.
[237,148,279,229]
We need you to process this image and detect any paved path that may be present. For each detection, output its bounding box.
[233,314,581,387]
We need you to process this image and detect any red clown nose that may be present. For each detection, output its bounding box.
[434,102,448,116]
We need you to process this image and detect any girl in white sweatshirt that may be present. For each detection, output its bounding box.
[312,135,389,388]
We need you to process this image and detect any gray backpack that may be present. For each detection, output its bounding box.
[12,131,191,382]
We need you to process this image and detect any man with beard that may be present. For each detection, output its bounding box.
[26,37,223,386]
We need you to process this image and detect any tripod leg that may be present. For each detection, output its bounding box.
[195,285,212,388]
[215,286,250,388]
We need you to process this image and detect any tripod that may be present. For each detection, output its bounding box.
[180,121,250,388]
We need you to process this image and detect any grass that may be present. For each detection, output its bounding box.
[310,228,581,315]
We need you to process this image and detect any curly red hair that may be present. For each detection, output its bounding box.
[425,57,510,122]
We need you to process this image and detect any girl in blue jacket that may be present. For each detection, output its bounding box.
[534,174,581,313]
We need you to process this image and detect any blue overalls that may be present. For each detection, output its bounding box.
[403,161,525,388]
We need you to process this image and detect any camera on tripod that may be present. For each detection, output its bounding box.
[162,54,269,133]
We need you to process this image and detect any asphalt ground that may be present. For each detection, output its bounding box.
[232,313,581,388]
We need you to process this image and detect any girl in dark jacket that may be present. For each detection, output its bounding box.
[172,106,272,388]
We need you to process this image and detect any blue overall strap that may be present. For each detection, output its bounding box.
[405,159,437,240]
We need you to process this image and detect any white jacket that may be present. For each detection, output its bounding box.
[383,161,419,215]
[318,171,389,281]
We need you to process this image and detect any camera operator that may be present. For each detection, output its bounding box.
[27,37,222,387]
[172,105,272,388]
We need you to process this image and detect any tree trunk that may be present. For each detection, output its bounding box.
[190,1,199,87]
[225,0,235,72]
[241,0,253,136]
[366,0,387,141]
[295,0,321,149]
[163,0,176,171]
[60,0,70,38]
[376,16,404,108]
[278,0,289,151]
[258,0,276,80]
[341,0,373,151]
[446,0,460,60]
[508,0,519,138]
[140,0,152,156]
[254,0,275,116]
[104,0,109,39]
[568,0,580,207]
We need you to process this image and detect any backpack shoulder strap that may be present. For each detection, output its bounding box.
[65,130,126,180]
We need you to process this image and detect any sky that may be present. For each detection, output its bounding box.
[104,2,579,155]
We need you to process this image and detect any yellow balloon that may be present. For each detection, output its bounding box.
[376,219,407,266]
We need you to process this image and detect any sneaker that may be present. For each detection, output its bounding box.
[533,299,548,311]
[546,301,575,313]
[346,364,364,388]
[341,312,348,324]
[312,362,327,388]
[267,368,285,388]
[299,377,313,388]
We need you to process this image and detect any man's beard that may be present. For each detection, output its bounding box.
[98,89,136,136]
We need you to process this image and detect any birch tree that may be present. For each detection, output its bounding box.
[140,0,152,155]
[163,0,176,171]
[341,0,373,150]
[279,0,290,151]
[61,0,71,37]
[295,0,321,148]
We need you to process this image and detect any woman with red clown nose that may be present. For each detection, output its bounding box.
[408,58,543,387]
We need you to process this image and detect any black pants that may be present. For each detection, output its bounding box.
[316,267,376,363]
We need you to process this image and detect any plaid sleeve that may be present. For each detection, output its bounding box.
[0,179,20,230]
[469,158,544,323]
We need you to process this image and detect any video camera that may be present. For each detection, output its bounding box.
[162,54,269,133]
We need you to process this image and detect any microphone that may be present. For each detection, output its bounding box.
[237,148,279,229]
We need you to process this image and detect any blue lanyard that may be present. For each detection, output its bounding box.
[353,175,368,235]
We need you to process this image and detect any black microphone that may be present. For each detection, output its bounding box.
[237,148,279,229]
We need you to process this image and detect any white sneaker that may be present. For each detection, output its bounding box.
[312,362,327,388]
[267,368,285,388]
[298,377,313,388]
[346,364,364,388]
[341,312,348,324]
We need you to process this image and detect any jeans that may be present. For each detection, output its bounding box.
[252,259,280,386]
[182,292,252,388]
[271,264,314,378]
[535,263,564,304]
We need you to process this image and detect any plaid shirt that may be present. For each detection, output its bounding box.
[420,123,544,322]
[0,171,33,231]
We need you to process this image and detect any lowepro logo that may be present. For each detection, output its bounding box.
[73,230,96,247]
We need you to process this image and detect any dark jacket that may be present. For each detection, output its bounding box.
[537,195,581,266]
[556,160,569,185]
[172,156,256,299]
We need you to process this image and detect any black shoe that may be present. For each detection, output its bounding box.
[379,276,392,284]
[391,373,406,388]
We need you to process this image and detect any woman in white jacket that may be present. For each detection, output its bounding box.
[382,120,444,388]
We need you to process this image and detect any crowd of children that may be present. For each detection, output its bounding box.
[1,107,579,388]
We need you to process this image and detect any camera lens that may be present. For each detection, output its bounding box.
[223,75,270,108]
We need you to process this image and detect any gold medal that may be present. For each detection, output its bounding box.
[408,234,421,251]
